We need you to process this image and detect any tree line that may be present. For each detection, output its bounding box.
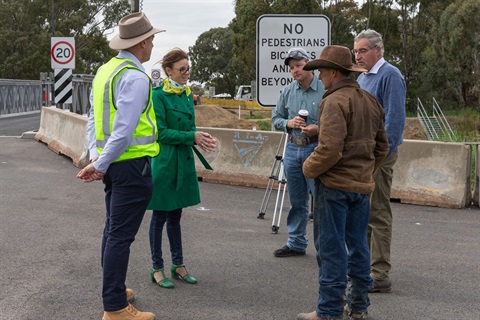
[0,0,130,80]
[1,0,478,113]
[188,0,479,113]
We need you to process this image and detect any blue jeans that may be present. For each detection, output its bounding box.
[283,142,316,251]
[313,182,371,318]
[149,208,183,269]
[101,157,153,312]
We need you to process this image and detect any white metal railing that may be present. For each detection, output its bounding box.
[417,97,454,141]
[433,97,454,140]
[417,98,440,140]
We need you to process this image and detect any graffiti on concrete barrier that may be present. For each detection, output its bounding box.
[233,131,270,168]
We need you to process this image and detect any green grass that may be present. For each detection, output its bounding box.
[244,113,264,120]
[256,120,271,131]
[406,110,417,117]
[444,107,480,117]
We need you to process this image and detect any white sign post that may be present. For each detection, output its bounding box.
[256,15,331,107]
[51,37,76,69]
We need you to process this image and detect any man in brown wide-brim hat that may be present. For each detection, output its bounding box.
[296,45,390,320]
[76,12,164,320]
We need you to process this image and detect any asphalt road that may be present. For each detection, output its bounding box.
[0,111,41,136]
[0,113,480,320]
[1,136,479,320]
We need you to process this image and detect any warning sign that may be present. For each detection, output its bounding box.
[256,15,331,107]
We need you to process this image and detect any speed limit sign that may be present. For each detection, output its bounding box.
[151,69,161,81]
[51,37,75,69]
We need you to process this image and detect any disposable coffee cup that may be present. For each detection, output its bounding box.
[298,109,309,122]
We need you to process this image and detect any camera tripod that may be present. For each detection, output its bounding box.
[257,132,288,234]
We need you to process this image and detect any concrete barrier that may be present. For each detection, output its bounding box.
[196,134,473,208]
[474,145,479,207]
[33,111,475,208]
[391,140,472,209]
[195,128,283,188]
[35,107,89,168]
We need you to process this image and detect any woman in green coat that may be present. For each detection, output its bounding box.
[148,48,216,289]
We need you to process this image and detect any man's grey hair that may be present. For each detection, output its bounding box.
[354,29,384,56]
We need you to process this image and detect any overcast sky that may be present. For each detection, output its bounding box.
[129,0,237,78]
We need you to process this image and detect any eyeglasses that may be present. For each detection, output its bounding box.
[351,46,376,56]
[174,66,191,74]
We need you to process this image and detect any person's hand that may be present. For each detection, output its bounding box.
[287,116,306,129]
[76,161,105,183]
[301,124,318,137]
[195,131,217,153]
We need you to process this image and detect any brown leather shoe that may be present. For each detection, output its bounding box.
[102,304,155,320]
[370,278,392,293]
[296,311,342,320]
[126,288,134,303]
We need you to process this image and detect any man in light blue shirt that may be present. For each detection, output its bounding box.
[272,47,325,257]
[85,50,152,173]
[353,29,407,295]
[77,12,164,320]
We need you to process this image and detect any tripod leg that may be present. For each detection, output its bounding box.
[271,179,286,234]
[275,175,288,231]
[258,132,287,219]
[257,177,275,219]
[271,134,288,234]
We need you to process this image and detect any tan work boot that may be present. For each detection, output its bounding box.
[344,305,369,319]
[126,288,135,303]
[102,304,155,320]
[296,311,342,320]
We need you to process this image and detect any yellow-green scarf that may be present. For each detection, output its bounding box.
[162,78,191,96]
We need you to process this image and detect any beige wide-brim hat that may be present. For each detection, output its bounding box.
[109,12,165,50]
[304,45,367,73]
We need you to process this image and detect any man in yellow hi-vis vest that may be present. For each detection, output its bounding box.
[76,12,164,320]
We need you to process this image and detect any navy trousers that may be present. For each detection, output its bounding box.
[101,157,153,311]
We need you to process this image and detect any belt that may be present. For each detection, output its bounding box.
[289,135,318,147]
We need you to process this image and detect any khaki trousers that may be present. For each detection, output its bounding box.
[368,152,398,281]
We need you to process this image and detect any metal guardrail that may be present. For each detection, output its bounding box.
[71,74,94,115]
[0,79,43,115]
[0,74,93,116]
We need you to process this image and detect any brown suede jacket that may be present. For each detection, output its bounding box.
[303,78,389,194]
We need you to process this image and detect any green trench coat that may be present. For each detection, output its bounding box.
[147,84,200,212]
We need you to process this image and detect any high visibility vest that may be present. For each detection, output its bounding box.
[92,57,159,162]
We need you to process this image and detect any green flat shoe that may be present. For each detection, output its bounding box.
[150,268,174,288]
[171,264,198,284]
